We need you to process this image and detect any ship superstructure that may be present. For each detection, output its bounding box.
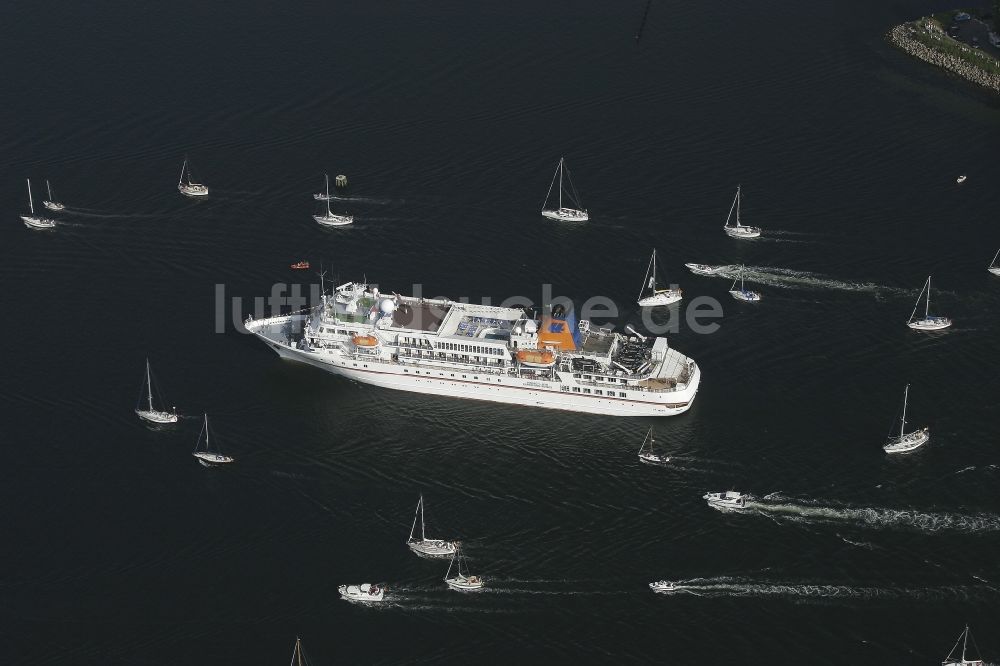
[244,281,700,416]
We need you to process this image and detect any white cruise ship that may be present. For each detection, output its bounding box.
[244,281,701,417]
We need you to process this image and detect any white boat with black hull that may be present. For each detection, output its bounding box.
[407,494,456,557]
[637,249,682,307]
[21,179,56,229]
[703,490,749,511]
[907,276,951,331]
[684,263,728,276]
[723,185,760,238]
[338,583,385,603]
[942,625,985,666]
[637,427,669,464]
[177,158,208,197]
[541,157,588,222]
[883,384,929,454]
[444,544,483,591]
[42,180,65,211]
[135,359,178,424]
[729,266,761,302]
[192,414,235,466]
[313,174,353,226]
[988,249,1000,276]
[244,279,701,417]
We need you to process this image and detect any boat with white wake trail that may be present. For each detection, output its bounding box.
[444,544,483,591]
[338,583,385,603]
[684,263,729,276]
[649,580,690,593]
[703,490,749,510]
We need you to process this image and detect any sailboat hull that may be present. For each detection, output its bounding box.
[42,201,65,211]
[638,451,670,465]
[407,539,457,557]
[136,409,179,424]
[314,213,354,226]
[638,291,683,307]
[193,451,235,465]
[883,428,929,454]
[724,226,760,238]
[178,184,209,197]
[21,215,56,229]
[542,208,588,222]
[729,290,761,302]
[988,267,1000,276]
[445,576,484,591]
[907,317,952,331]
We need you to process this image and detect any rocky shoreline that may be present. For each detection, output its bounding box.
[888,19,1000,93]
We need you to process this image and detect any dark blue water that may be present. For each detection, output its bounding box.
[2,0,999,662]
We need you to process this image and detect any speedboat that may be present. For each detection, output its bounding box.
[649,580,685,593]
[684,263,728,276]
[338,583,385,603]
[703,490,749,510]
[956,175,967,184]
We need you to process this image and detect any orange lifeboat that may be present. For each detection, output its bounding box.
[352,334,379,347]
[516,349,556,367]
[290,261,310,270]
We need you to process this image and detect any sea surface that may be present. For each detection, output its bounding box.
[1,0,999,663]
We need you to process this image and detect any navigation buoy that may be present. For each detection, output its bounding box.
[335,174,348,188]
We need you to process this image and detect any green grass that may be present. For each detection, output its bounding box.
[905,18,1000,77]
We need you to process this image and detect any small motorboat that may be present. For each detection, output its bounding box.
[290,261,310,270]
[684,263,728,276]
[703,490,750,510]
[649,580,685,593]
[956,175,967,184]
[338,583,385,603]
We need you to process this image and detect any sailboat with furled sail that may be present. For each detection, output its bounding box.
[43,180,65,211]
[723,184,761,238]
[942,625,985,666]
[541,157,588,222]
[637,426,669,464]
[177,157,209,197]
[444,543,483,591]
[21,179,56,229]
[988,249,1000,276]
[192,414,235,466]
[882,384,929,454]
[135,359,178,424]
[313,173,353,226]
[907,276,951,331]
[407,494,457,557]
[637,249,682,307]
[288,637,313,666]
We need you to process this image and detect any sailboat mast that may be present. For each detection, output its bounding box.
[991,248,1000,269]
[179,159,188,186]
[925,277,931,319]
[146,360,154,412]
[324,174,332,215]
[558,159,564,210]
[651,249,657,292]
[420,495,426,541]
[736,185,741,227]
[26,179,34,215]
[47,180,53,201]
[204,414,210,451]
[900,385,908,438]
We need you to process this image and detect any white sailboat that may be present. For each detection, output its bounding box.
[407,494,457,557]
[177,158,209,197]
[907,276,952,330]
[135,359,178,424]
[637,249,682,307]
[637,426,669,464]
[338,582,385,603]
[942,625,984,666]
[729,265,761,302]
[313,174,353,226]
[541,157,588,222]
[444,544,483,591]
[723,185,761,238]
[192,414,235,466]
[21,179,56,229]
[703,490,749,510]
[42,180,65,211]
[883,384,929,454]
[987,249,1000,276]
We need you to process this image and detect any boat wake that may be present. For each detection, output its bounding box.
[744,496,1000,533]
[699,265,907,295]
[656,576,997,602]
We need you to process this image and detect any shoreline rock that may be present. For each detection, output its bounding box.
[888,20,1000,94]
